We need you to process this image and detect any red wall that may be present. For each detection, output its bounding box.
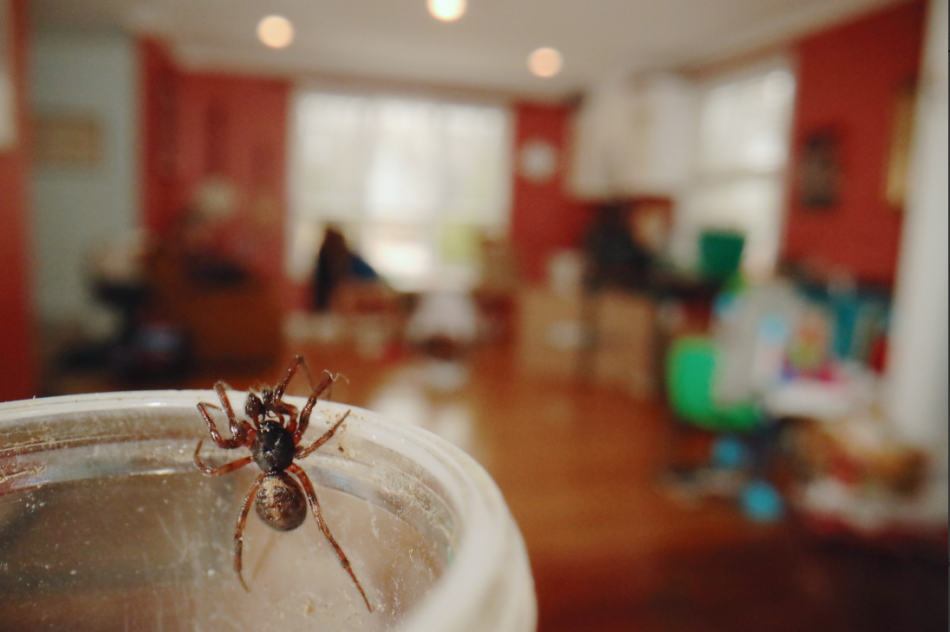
[0,0,35,401]
[782,0,926,285]
[140,39,178,235]
[140,41,290,283]
[509,102,590,283]
[173,72,290,281]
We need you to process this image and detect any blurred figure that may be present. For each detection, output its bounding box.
[583,200,653,289]
[311,226,349,312]
[311,225,378,312]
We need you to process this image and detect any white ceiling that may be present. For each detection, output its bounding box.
[32,0,903,98]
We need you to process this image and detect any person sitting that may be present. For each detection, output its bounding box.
[311,226,380,312]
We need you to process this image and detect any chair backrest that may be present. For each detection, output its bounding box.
[699,230,745,281]
[666,336,761,432]
[666,336,719,425]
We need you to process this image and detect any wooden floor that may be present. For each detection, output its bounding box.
[48,342,948,632]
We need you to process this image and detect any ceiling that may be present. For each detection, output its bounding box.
[31,0,903,98]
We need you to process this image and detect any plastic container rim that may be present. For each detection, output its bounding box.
[0,390,534,632]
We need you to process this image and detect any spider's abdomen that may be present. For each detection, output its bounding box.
[255,473,308,531]
[252,421,296,473]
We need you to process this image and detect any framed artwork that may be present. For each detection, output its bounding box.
[798,131,842,209]
[33,112,102,169]
[884,79,917,211]
[0,0,16,152]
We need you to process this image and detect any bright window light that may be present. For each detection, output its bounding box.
[290,93,511,291]
[257,15,294,49]
[680,64,796,279]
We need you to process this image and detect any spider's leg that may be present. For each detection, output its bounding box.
[197,402,246,449]
[321,370,343,402]
[271,400,300,435]
[294,372,337,443]
[273,355,316,401]
[193,440,253,476]
[301,361,318,393]
[296,410,350,459]
[288,463,371,612]
[216,382,252,439]
[235,473,266,592]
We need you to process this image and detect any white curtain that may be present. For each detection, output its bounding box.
[674,64,796,279]
[289,92,511,291]
[569,71,697,199]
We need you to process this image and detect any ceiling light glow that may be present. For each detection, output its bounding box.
[428,0,466,22]
[528,47,563,78]
[257,15,294,49]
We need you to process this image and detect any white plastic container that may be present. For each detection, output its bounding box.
[0,391,536,631]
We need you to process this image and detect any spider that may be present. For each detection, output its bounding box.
[193,354,372,612]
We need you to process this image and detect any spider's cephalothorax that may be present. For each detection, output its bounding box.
[252,421,296,473]
[244,392,264,421]
[193,355,371,612]
[245,386,292,425]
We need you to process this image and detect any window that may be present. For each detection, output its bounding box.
[288,92,512,291]
[677,61,796,279]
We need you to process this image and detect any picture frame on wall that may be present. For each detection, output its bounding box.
[0,0,16,152]
[798,130,842,209]
[884,79,917,211]
[33,112,103,169]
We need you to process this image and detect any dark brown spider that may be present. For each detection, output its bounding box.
[193,355,371,612]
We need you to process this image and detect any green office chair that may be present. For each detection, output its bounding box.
[665,336,761,433]
[664,336,785,521]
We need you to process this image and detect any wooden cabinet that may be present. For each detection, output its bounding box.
[145,242,282,368]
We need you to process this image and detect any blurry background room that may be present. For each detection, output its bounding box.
[0,0,947,630]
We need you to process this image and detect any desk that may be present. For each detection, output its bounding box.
[762,366,877,421]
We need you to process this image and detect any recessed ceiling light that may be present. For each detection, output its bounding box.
[257,15,294,49]
[528,48,563,78]
[428,0,466,22]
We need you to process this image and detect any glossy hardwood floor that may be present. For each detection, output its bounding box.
[48,341,947,632]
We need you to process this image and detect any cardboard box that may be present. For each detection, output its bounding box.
[517,287,658,396]
[593,291,657,398]
[517,287,588,380]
